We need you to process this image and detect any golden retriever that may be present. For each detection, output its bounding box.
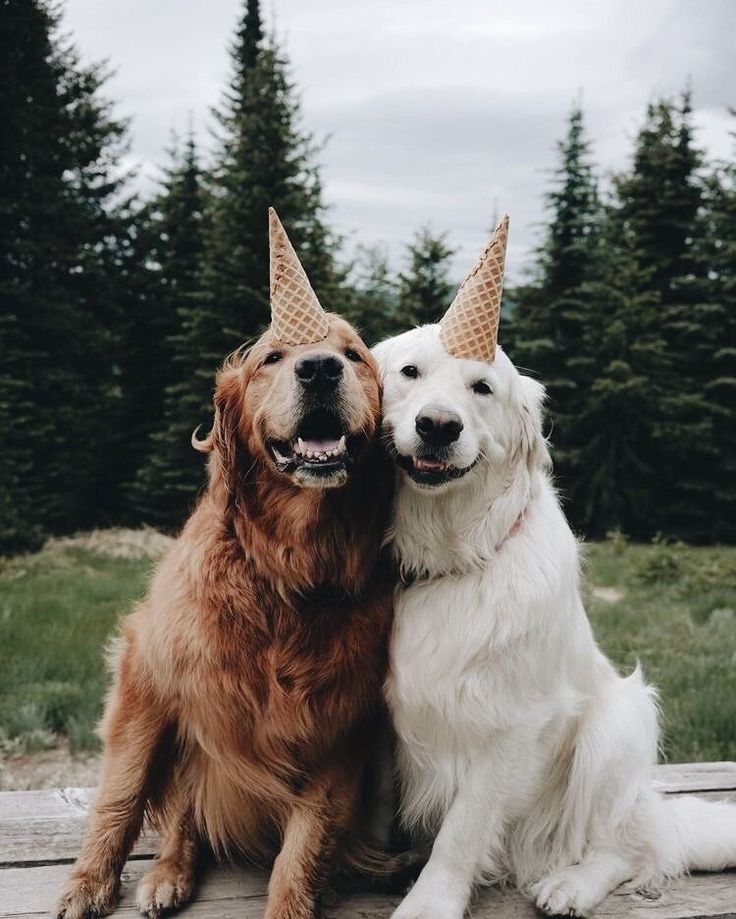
[56,298,393,919]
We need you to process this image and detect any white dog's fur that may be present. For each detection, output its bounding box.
[373,324,736,918]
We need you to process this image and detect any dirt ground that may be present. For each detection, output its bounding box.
[46,527,173,560]
[0,741,100,792]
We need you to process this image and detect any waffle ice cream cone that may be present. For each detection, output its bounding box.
[439,214,509,364]
[269,207,330,345]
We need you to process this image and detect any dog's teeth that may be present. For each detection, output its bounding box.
[300,442,347,463]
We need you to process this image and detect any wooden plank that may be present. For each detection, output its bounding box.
[0,787,158,866]
[1,860,735,919]
[16,802,735,871]
[0,787,94,820]
[668,790,736,802]
[2,765,736,868]
[654,762,736,794]
[0,816,158,867]
[0,861,266,917]
[0,818,158,867]
[595,873,736,918]
[1,763,735,918]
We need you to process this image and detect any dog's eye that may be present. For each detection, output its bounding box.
[263,352,282,366]
[345,348,363,363]
[400,365,419,379]
[472,380,493,396]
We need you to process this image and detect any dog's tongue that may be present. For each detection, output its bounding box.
[414,457,446,471]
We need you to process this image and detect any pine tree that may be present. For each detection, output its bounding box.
[129,0,348,529]
[128,0,345,529]
[0,0,131,551]
[128,133,209,529]
[616,96,702,301]
[343,245,400,346]
[512,106,601,507]
[200,0,343,364]
[701,119,736,541]
[396,228,455,327]
[569,215,668,537]
[613,94,715,540]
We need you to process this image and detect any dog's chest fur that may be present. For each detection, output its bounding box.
[131,543,394,855]
[190,585,387,758]
[387,484,586,752]
[389,569,538,750]
[140,516,394,773]
[224,591,388,752]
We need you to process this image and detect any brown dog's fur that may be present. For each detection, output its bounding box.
[56,316,394,919]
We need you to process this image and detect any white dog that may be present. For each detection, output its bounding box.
[373,316,736,917]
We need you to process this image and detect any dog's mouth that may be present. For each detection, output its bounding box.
[269,408,357,485]
[394,451,477,489]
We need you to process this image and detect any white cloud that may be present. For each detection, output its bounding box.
[63,0,735,282]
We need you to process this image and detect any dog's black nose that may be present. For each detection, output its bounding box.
[415,406,464,446]
[294,352,344,391]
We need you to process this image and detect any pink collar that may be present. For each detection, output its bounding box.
[495,507,527,552]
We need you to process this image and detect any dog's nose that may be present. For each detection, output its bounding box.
[294,352,344,391]
[415,406,464,446]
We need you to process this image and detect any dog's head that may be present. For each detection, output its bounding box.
[199,314,381,494]
[373,324,549,493]
[196,209,382,497]
[374,215,548,494]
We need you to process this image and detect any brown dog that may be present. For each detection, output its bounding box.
[56,211,394,919]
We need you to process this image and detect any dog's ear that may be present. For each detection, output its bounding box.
[514,374,551,473]
[193,358,248,499]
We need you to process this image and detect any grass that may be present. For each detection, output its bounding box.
[0,541,153,755]
[583,536,736,763]
[0,532,734,763]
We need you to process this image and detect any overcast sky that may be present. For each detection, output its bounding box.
[62,0,735,282]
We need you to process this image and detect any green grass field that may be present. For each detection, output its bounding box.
[0,539,154,756]
[0,533,734,763]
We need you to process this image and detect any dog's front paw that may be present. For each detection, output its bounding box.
[55,872,120,919]
[532,871,596,917]
[391,881,465,919]
[264,887,316,919]
[136,859,195,917]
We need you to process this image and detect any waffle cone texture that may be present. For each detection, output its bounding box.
[269,207,330,345]
[439,213,509,364]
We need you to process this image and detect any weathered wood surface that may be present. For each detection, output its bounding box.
[1,763,734,918]
[3,862,736,919]
[652,761,736,794]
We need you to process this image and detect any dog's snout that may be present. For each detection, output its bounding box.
[415,406,464,446]
[294,352,344,392]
